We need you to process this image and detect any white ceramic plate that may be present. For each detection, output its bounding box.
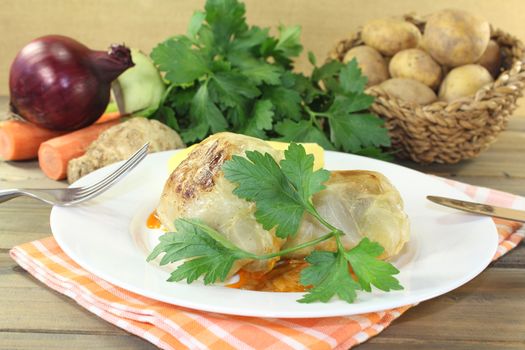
[51,150,498,318]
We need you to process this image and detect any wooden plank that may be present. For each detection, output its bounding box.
[362,268,525,348]
[360,339,525,350]
[0,332,157,350]
[442,176,525,197]
[0,199,52,249]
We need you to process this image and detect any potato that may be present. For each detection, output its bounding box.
[476,40,502,77]
[389,48,442,89]
[343,45,389,86]
[379,78,437,105]
[422,9,490,67]
[362,18,421,56]
[438,64,493,102]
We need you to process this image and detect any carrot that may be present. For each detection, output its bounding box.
[0,120,67,161]
[95,111,121,124]
[38,120,120,180]
[0,113,121,161]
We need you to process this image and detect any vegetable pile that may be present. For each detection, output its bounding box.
[3,42,185,182]
[148,143,403,304]
[345,9,499,104]
[150,0,391,158]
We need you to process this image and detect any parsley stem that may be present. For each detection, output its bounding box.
[243,231,336,260]
[335,232,346,252]
[304,105,330,118]
[306,205,341,234]
[303,105,328,130]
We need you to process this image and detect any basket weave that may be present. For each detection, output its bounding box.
[328,15,525,164]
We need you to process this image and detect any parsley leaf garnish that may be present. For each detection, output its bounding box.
[298,236,403,303]
[150,144,403,304]
[280,143,331,202]
[147,218,249,284]
[299,250,360,303]
[222,144,330,238]
[344,238,403,292]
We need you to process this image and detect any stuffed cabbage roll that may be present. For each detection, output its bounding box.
[156,132,285,274]
[156,132,409,278]
[283,170,409,259]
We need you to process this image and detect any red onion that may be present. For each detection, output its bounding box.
[9,35,134,131]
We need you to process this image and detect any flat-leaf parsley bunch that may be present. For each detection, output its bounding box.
[148,144,402,304]
[150,0,391,158]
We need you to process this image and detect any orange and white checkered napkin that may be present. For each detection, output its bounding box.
[9,179,525,350]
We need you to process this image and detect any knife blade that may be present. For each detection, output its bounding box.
[427,195,525,223]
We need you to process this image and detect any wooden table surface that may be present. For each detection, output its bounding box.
[1,95,524,350]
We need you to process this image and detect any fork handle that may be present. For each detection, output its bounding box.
[0,189,23,204]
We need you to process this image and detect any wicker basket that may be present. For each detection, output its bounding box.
[328,15,525,164]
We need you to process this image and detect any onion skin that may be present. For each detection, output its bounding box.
[9,35,134,131]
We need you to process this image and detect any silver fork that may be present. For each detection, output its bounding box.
[0,143,149,206]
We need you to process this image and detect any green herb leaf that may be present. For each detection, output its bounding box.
[327,95,390,153]
[339,58,368,94]
[242,99,274,138]
[275,25,303,57]
[169,86,196,117]
[288,73,324,104]
[184,83,227,142]
[155,106,179,130]
[329,93,375,115]
[205,0,247,51]
[299,250,361,303]
[274,120,334,150]
[308,51,317,66]
[195,25,215,57]
[222,144,329,238]
[151,37,210,85]
[344,238,403,292]
[227,103,249,130]
[312,60,344,83]
[147,218,246,284]
[280,143,331,201]
[263,86,302,121]
[187,11,206,41]
[228,26,271,52]
[223,151,303,238]
[209,71,260,108]
[357,147,394,161]
[233,57,282,85]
